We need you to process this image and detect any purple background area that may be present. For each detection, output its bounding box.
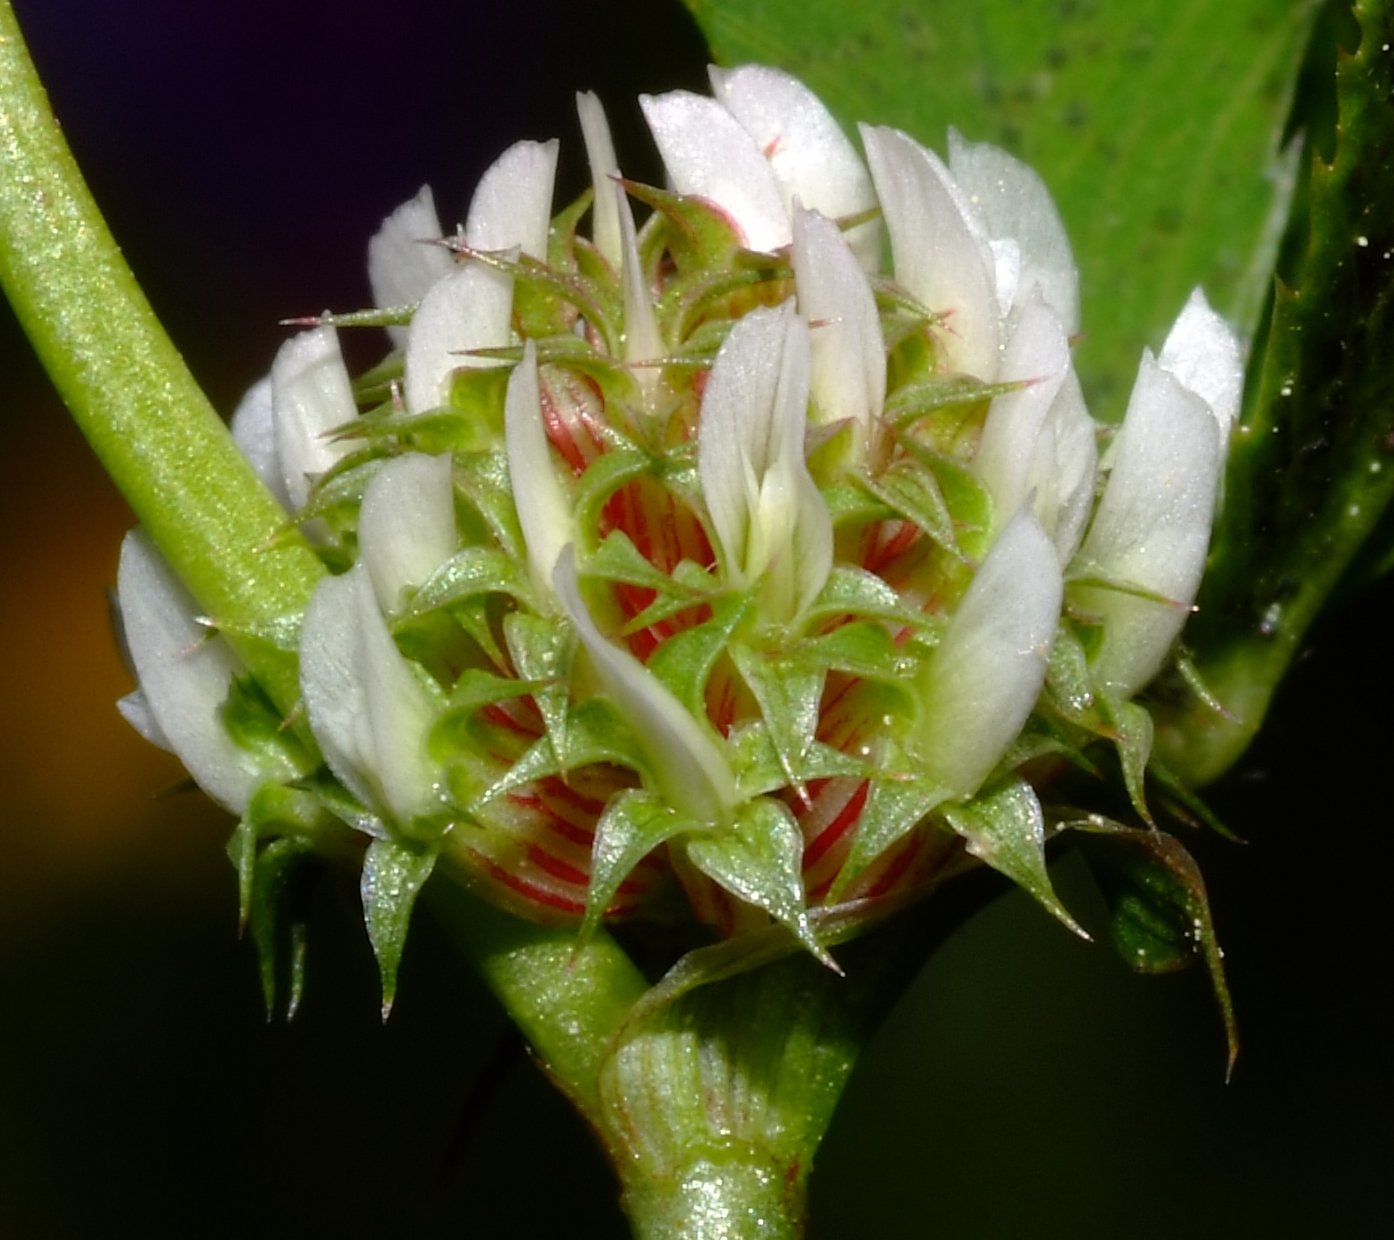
[1,3,1388,1236]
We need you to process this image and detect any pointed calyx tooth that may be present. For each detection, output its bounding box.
[1073,351,1222,697]
[861,124,1002,380]
[554,547,736,827]
[640,89,791,253]
[367,185,455,348]
[506,340,574,603]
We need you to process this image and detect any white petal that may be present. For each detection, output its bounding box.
[791,205,886,446]
[367,185,456,348]
[353,574,441,825]
[299,570,377,810]
[975,295,1072,528]
[948,130,1080,334]
[269,327,359,512]
[403,261,514,413]
[300,566,439,824]
[1159,287,1243,441]
[640,90,790,253]
[116,689,168,750]
[698,302,831,619]
[1034,369,1098,564]
[709,65,880,268]
[577,91,623,270]
[554,547,735,825]
[914,509,1063,796]
[464,139,559,261]
[229,374,290,509]
[1074,352,1222,696]
[505,340,574,600]
[861,126,1002,379]
[617,182,663,370]
[358,453,457,615]
[117,531,275,812]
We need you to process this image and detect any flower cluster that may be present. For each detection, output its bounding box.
[117,67,1240,979]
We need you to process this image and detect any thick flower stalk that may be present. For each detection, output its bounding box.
[116,65,1242,994]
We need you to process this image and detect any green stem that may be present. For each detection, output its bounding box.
[0,1,323,712]
[427,886,651,1118]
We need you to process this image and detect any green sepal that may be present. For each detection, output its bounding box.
[479,699,646,805]
[219,674,313,774]
[229,781,334,930]
[1044,622,1100,726]
[645,594,752,718]
[729,643,823,797]
[1067,816,1238,1076]
[404,546,534,617]
[361,836,439,1019]
[803,564,932,631]
[884,374,1021,430]
[727,722,862,800]
[503,612,573,768]
[623,178,744,276]
[443,667,546,717]
[547,187,597,276]
[582,789,700,941]
[204,612,304,659]
[894,440,995,563]
[794,619,917,687]
[571,447,658,547]
[856,457,961,558]
[683,797,835,969]
[829,775,949,901]
[584,529,705,602]
[1099,696,1155,827]
[1147,758,1241,843]
[452,450,525,558]
[243,834,317,1020]
[942,778,1087,938]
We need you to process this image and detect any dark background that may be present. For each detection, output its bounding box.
[1,2,1387,1235]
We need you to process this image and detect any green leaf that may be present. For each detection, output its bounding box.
[1069,816,1239,1075]
[684,0,1317,410]
[943,778,1087,938]
[1158,0,1394,784]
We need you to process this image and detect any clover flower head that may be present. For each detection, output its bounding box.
[117,65,1241,977]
